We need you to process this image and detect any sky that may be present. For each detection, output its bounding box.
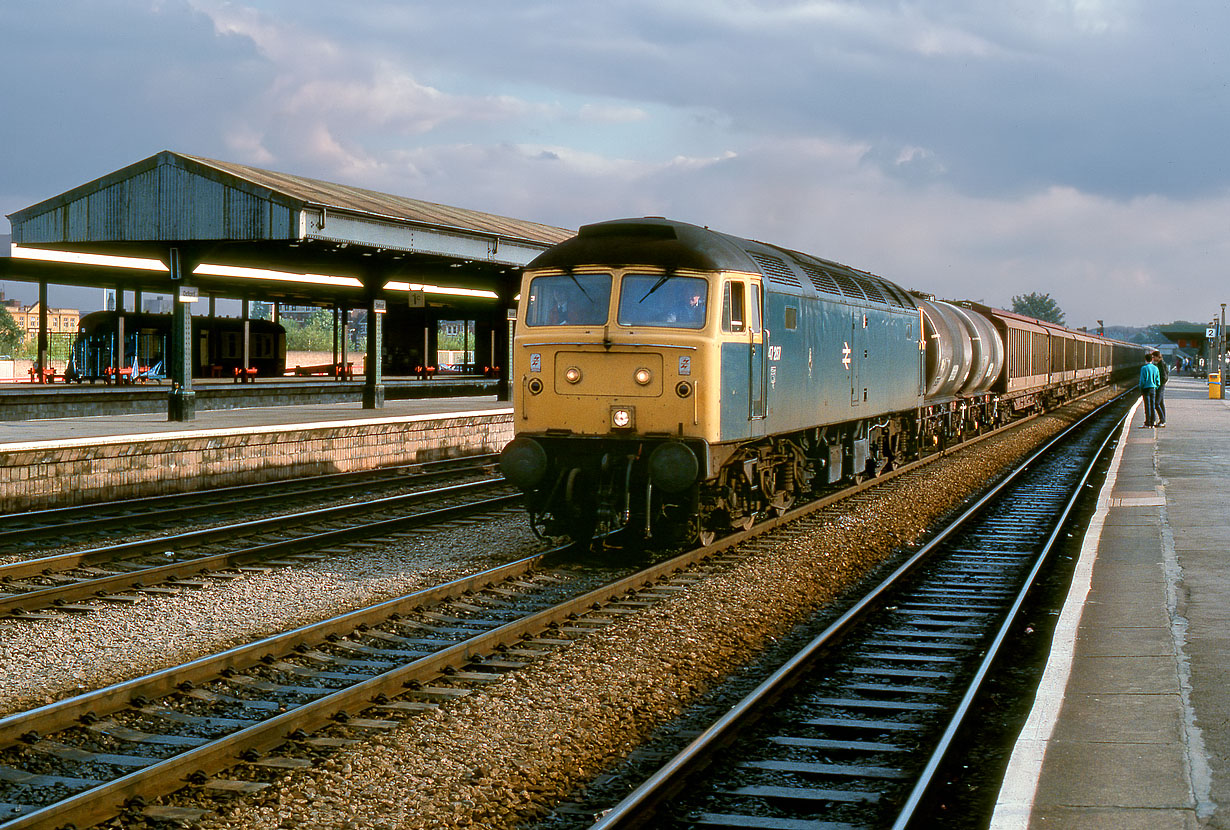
[2,0,1229,327]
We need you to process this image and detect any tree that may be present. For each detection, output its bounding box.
[1011,292,1066,325]
[282,310,337,351]
[0,307,21,355]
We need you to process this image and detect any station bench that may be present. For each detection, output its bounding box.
[288,362,355,380]
[27,367,66,383]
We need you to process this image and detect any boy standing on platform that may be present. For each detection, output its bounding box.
[1139,352,1161,428]
[1152,350,1168,427]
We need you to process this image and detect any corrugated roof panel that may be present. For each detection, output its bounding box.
[10,151,572,252]
[180,153,571,246]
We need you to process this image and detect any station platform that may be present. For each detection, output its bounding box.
[0,397,512,513]
[991,376,1230,828]
[0,375,501,422]
[0,396,509,447]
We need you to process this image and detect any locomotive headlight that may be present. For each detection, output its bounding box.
[634,367,652,386]
[527,377,543,395]
[611,406,634,429]
[675,381,692,398]
[564,366,582,384]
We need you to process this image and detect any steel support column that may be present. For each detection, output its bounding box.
[168,248,196,421]
[242,298,251,375]
[363,292,385,409]
[495,284,515,402]
[37,281,48,378]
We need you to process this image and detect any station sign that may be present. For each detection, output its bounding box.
[177,285,199,303]
[372,299,387,314]
[1208,327,1218,339]
[408,290,426,308]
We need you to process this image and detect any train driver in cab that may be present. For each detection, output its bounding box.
[663,282,707,327]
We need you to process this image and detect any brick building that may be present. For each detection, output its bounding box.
[0,292,80,342]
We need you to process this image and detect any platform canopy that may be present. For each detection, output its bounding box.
[1,150,573,305]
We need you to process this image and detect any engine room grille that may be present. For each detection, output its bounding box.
[748,252,802,287]
[799,262,843,297]
[852,275,888,304]
[828,270,867,301]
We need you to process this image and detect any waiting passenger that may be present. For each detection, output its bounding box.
[1139,352,1161,428]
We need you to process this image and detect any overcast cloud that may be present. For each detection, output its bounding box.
[2,0,1228,326]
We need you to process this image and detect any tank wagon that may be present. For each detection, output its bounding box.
[499,218,1136,545]
[66,311,286,383]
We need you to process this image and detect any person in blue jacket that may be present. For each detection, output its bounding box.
[1151,350,1168,427]
[1139,352,1161,428]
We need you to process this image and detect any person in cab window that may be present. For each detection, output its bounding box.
[681,292,704,325]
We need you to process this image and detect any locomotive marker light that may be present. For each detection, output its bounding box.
[634,367,652,385]
[565,366,582,384]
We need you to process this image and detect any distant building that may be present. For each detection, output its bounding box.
[1158,323,1207,354]
[143,297,172,314]
[1,294,81,341]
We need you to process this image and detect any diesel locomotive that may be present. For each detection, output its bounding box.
[498,218,1137,545]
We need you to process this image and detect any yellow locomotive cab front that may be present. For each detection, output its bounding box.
[513,267,720,443]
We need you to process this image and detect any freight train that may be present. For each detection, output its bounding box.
[65,311,286,383]
[498,217,1138,545]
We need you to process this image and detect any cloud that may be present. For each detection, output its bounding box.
[3,0,1230,329]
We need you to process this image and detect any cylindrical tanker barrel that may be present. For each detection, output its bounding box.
[948,304,1004,395]
[919,299,973,399]
[967,307,1005,393]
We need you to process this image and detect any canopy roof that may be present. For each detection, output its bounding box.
[2,151,573,304]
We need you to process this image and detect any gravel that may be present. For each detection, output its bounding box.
[0,512,537,717]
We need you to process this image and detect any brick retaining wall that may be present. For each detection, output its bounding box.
[0,410,514,512]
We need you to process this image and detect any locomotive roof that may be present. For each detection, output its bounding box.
[529,218,918,310]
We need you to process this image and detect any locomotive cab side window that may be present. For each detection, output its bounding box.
[722,280,762,333]
[723,281,745,332]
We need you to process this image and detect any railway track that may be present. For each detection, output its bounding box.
[0,536,749,828]
[582,394,1129,830]
[0,392,1129,829]
[0,476,517,619]
[0,454,499,554]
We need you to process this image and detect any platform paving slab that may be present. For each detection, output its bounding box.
[992,378,1230,828]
